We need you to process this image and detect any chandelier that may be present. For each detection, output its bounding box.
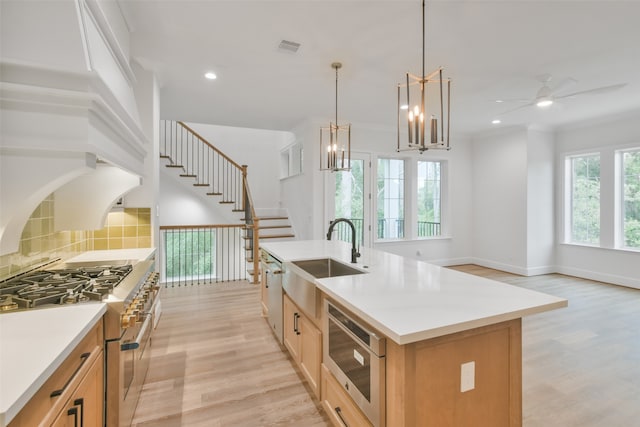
[397,0,451,152]
[320,62,351,171]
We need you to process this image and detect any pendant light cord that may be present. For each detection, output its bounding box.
[422,0,425,78]
[335,65,339,124]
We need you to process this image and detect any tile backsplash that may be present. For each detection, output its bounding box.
[0,194,152,281]
[91,208,152,250]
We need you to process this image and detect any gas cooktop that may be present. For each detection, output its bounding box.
[0,264,133,313]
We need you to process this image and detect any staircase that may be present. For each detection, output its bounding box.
[160,120,295,283]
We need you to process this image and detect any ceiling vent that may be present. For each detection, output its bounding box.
[278,40,301,54]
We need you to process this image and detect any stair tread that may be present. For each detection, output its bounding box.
[260,234,295,239]
[180,174,197,177]
[207,192,223,196]
[247,269,260,276]
[166,164,184,168]
[193,183,210,187]
[257,216,289,220]
[259,225,291,230]
[160,155,171,159]
[219,201,235,204]
[232,209,244,212]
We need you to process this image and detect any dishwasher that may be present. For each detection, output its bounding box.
[263,252,284,344]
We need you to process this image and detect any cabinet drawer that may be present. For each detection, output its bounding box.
[8,318,104,427]
[321,364,372,427]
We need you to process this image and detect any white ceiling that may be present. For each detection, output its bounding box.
[121,0,640,136]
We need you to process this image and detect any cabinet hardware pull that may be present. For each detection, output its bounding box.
[67,406,79,427]
[294,313,301,335]
[335,406,349,427]
[74,398,84,427]
[51,352,91,398]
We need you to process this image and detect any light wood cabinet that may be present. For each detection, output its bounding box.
[386,319,522,427]
[283,293,321,398]
[321,364,372,427]
[50,352,104,427]
[8,318,104,427]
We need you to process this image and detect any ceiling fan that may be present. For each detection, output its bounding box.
[495,74,627,115]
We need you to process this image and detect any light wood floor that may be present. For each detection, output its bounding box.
[133,266,640,427]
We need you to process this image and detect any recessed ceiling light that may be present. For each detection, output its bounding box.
[495,100,504,103]
[400,104,409,110]
[204,72,217,80]
[492,119,501,124]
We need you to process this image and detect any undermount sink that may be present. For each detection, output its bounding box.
[292,258,366,279]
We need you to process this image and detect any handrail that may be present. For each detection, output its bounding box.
[177,121,244,171]
[160,224,243,230]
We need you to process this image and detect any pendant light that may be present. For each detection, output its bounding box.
[320,62,351,171]
[397,0,451,152]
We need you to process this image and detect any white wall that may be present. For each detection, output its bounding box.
[185,122,292,210]
[526,128,555,274]
[281,119,322,240]
[159,171,234,226]
[472,128,529,274]
[555,111,640,288]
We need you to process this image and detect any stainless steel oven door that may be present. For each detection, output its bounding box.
[120,313,152,425]
[324,300,386,427]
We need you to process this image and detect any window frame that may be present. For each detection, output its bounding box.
[564,152,601,246]
[618,148,640,250]
[372,155,448,243]
[376,157,406,241]
[416,159,444,239]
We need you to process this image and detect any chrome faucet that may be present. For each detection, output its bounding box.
[326,218,361,263]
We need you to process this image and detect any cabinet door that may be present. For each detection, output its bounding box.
[283,294,300,361]
[321,364,372,427]
[51,352,104,427]
[299,313,322,398]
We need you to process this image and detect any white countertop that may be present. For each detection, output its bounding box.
[0,303,106,427]
[65,248,156,264]
[262,240,567,345]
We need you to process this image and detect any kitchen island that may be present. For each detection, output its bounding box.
[261,240,567,427]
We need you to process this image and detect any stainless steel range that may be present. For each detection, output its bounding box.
[0,263,134,311]
[0,258,160,427]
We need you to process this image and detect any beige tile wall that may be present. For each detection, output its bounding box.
[0,195,152,281]
[91,208,151,250]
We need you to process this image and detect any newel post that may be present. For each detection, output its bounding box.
[241,165,248,212]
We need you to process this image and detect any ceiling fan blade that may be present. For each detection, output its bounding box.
[556,83,627,99]
[549,77,577,95]
[499,101,534,115]
[493,98,531,104]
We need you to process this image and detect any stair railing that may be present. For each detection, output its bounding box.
[160,120,244,212]
[160,120,261,283]
[242,166,261,283]
[159,224,246,286]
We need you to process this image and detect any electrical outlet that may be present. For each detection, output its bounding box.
[460,361,475,392]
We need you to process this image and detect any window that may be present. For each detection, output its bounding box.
[417,161,442,237]
[334,158,366,247]
[569,154,600,244]
[377,158,404,239]
[622,150,640,248]
[164,229,215,281]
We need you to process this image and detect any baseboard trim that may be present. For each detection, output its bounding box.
[555,266,640,290]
